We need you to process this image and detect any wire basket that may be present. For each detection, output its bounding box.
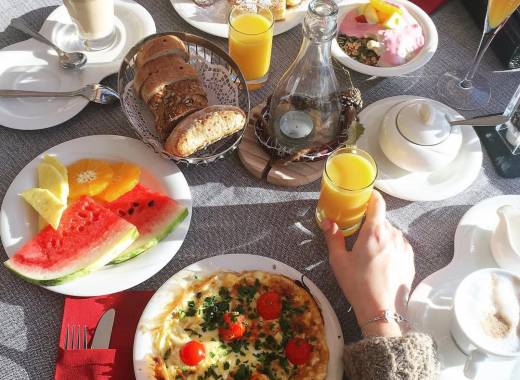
[117,32,251,165]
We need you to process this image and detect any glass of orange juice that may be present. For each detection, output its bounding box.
[316,146,377,237]
[228,4,274,90]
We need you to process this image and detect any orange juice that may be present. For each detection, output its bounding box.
[316,147,377,236]
[488,0,520,28]
[229,8,273,88]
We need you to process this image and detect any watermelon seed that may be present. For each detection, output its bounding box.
[118,210,126,217]
[128,208,134,215]
[148,200,155,207]
[132,202,140,208]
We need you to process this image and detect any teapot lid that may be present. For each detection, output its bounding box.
[396,100,452,146]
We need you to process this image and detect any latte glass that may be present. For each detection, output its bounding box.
[64,0,116,51]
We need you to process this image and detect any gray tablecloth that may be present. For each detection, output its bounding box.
[0,0,519,379]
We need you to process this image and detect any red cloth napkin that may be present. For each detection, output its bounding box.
[410,0,446,14]
[55,291,154,380]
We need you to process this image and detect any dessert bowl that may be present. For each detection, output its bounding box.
[332,0,438,77]
[378,98,463,173]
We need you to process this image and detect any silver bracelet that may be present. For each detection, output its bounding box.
[360,310,408,335]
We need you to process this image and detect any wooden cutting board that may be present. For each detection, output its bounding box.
[238,103,325,187]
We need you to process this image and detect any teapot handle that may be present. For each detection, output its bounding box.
[463,349,488,379]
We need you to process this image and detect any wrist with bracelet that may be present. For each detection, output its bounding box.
[360,310,409,337]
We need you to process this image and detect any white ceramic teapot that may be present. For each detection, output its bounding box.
[378,98,463,172]
[491,205,520,273]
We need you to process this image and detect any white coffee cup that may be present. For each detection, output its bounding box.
[451,268,520,379]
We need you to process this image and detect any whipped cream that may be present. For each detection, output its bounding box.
[339,4,424,66]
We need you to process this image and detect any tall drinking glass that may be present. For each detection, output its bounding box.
[228,4,274,90]
[437,0,520,110]
[64,0,116,51]
[316,146,377,237]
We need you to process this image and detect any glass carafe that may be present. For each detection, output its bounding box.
[268,0,341,154]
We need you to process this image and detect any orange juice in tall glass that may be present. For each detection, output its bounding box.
[316,146,377,236]
[488,0,520,28]
[228,4,274,90]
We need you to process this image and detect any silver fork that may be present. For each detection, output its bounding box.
[64,324,88,349]
[0,84,120,104]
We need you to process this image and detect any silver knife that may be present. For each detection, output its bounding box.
[91,308,116,349]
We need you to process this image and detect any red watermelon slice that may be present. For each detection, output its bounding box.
[4,196,138,285]
[106,184,188,264]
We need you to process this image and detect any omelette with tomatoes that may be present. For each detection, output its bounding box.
[151,271,328,379]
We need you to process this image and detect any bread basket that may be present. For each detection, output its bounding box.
[118,32,250,165]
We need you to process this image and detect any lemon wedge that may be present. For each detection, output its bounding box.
[21,189,66,230]
[42,154,68,181]
[38,163,69,205]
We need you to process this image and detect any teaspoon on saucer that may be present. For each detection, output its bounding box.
[447,114,510,127]
[0,84,120,105]
[10,18,87,70]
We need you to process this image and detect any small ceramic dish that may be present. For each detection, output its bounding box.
[332,0,438,77]
[378,98,463,172]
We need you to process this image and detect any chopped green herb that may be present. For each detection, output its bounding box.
[233,364,251,380]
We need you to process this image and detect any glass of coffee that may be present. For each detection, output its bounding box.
[64,0,116,51]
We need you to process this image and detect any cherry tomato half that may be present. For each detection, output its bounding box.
[256,291,282,320]
[284,338,312,365]
[219,312,246,341]
[179,340,206,366]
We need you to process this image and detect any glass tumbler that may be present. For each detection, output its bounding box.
[316,146,377,237]
[64,0,117,51]
[228,4,274,90]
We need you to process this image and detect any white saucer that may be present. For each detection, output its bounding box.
[332,0,438,77]
[134,254,344,380]
[0,135,192,297]
[170,0,307,38]
[0,0,155,130]
[357,96,483,201]
[408,195,520,380]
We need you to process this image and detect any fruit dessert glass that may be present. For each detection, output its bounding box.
[337,0,424,67]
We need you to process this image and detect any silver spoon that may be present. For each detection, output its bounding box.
[0,84,120,104]
[10,18,87,70]
[448,114,510,127]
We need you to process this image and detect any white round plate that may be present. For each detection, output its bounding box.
[357,95,483,201]
[408,195,520,380]
[134,254,344,380]
[332,0,438,77]
[170,0,308,38]
[0,0,155,130]
[0,135,192,297]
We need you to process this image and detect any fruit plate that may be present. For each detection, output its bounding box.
[170,0,308,39]
[133,254,344,379]
[0,135,192,297]
[332,0,438,77]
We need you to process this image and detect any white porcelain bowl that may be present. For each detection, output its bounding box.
[378,98,463,173]
[332,0,438,77]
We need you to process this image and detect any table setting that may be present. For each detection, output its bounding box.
[0,0,519,380]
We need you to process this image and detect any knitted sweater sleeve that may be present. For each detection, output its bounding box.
[343,332,440,380]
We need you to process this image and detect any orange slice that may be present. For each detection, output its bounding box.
[97,162,141,202]
[68,159,114,199]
